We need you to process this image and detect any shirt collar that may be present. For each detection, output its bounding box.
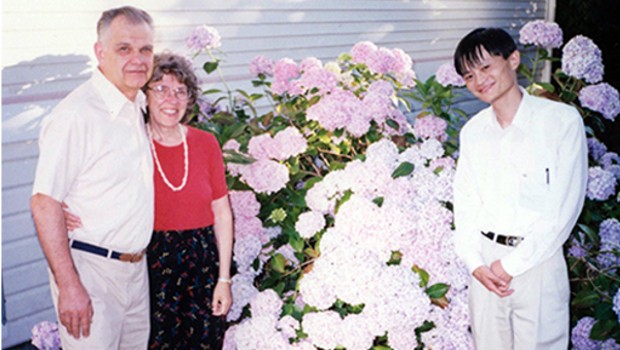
[92,67,146,120]
[510,87,532,131]
[483,86,532,132]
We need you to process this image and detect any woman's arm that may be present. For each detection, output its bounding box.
[211,195,234,316]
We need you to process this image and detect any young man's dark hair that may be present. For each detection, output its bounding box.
[453,27,517,76]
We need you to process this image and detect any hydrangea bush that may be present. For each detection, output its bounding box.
[518,20,620,348]
[187,26,472,350]
[184,20,620,349]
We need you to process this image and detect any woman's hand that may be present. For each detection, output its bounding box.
[211,280,232,316]
[61,202,83,231]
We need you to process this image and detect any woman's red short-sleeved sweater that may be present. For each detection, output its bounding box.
[152,126,228,231]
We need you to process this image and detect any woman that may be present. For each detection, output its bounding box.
[66,52,233,349]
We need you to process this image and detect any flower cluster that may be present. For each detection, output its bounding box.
[225,127,307,194]
[413,114,448,141]
[571,316,620,349]
[597,218,620,273]
[561,35,604,84]
[249,55,274,77]
[351,41,416,87]
[588,137,608,162]
[519,20,564,49]
[586,166,617,201]
[435,62,465,87]
[31,321,60,350]
[298,139,471,349]
[579,83,620,121]
[186,25,222,51]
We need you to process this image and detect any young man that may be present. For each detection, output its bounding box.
[452,27,588,349]
[30,6,155,349]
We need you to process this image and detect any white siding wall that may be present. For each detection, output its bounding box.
[2,0,550,347]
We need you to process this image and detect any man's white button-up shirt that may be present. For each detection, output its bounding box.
[453,89,588,277]
[32,68,154,252]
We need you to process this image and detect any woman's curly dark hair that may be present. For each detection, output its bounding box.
[143,52,200,123]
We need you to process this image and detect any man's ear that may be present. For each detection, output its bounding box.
[94,42,104,64]
[508,50,520,70]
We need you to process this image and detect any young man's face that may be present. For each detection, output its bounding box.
[460,47,520,105]
[95,15,154,101]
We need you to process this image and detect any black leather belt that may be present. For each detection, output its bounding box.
[70,240,145,263]
[481,231,524,247]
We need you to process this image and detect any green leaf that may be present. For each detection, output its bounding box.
[387,251,402,265]
[537,82,555,93]
[202,88,223,95]
[386,118,399,130]
[590,319,614,340]
[412,265,430,287]
[415,320,435,333]
[426,283,450,299]
[571,289,600,308]
[289,235,304,252]
[203,61,219,74]
[271,253,287,273]
[392,162,414,179]
[372,196,384,207]
[577,224,598,243]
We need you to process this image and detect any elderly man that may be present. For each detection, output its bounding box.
[452,27,587,349]
[30,6,155,349]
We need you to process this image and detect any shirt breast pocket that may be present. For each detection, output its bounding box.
[513,150,552,212]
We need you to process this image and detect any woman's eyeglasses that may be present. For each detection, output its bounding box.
[148,85,191,101]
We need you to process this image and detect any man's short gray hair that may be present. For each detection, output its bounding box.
[97,6,153,40]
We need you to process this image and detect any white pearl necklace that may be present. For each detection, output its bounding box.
[148,124,188,192]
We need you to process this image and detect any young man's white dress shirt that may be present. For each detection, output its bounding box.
[454,89,587,349]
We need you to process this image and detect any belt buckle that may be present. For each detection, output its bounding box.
[119,252,144,263]
[506,236,522,247]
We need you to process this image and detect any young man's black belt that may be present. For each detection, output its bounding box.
[481,231,524,247]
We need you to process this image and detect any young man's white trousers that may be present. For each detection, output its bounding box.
[469,237,570,350]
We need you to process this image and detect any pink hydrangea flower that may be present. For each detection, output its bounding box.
[239,159,289,194]
[300,57,323,72]
[519,20,563,49]
[351,41,378,64]
[186,25,221,51]
[435,62,465,87]
[248,127,307,161]
[297,66,338,95]
[271,58,300,95]
[413,114,448,141]
[307,88,362,132]
[250,289,283,319]
[295,211,326,238]
[277,315,300,339]
[273,127,308,160]
[227,273,259,321]
[302,311,343,349]
[248,133,281,160]
[367,47,397,74]
[249,55,274,77]
[391,48,413,73]
[229,190,261,219]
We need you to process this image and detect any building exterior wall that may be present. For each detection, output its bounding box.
[1,0,550,347]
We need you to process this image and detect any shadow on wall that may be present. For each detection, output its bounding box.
[1,54,92,349]
[2,54,92,145]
